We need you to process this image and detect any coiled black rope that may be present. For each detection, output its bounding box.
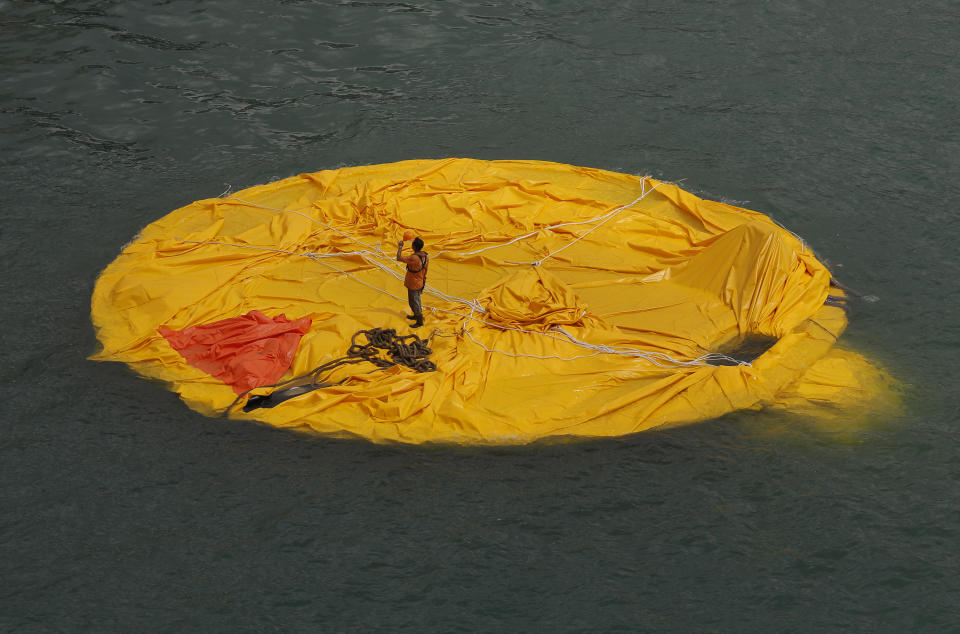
[346,328,436,373]
[224,327,436,414]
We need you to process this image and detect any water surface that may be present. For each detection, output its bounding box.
[2,1,958,631]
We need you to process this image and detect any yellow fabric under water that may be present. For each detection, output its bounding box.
[90,158,894,444]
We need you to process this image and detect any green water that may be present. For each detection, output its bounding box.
[2,1,958,631]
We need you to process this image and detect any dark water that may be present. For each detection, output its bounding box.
[2,1,958,631]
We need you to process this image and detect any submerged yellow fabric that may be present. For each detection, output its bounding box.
[90,158,893,444]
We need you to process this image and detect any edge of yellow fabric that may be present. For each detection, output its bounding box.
[90,159,895,444]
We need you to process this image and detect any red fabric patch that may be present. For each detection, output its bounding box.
[159,310,312,394]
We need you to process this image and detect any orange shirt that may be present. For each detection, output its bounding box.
[401,251,428,290]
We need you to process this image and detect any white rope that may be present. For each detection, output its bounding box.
[550,327,748,367]
[430,178,658,262]
[183,180,751,368]
[218,197,489,312]
[179,238,410,301]
[767,216,809,254]
[461,328,603,362]
[519,180,661,266]
[177,237,740,366]
[224,181,659,278]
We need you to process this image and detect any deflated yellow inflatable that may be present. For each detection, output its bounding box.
[90,159,895,444]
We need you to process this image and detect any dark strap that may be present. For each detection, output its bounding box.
[406,253,427,273]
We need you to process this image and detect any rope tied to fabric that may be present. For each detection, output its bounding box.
[224,327,436,414]
[347,328,437,373]
[192,179,755,368]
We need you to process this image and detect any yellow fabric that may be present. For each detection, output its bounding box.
[90,158,894,444]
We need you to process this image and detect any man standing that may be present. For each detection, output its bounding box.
[396,236,429,328]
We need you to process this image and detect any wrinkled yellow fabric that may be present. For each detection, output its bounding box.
[478,268,594,330]
[90,159,894,444]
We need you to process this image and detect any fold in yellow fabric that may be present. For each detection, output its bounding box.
[90,159,896,444]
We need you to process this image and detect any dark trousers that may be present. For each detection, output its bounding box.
[407,288,423,319]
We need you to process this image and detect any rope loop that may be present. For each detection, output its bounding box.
[224,327,436,415]
[348,327,437,372]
